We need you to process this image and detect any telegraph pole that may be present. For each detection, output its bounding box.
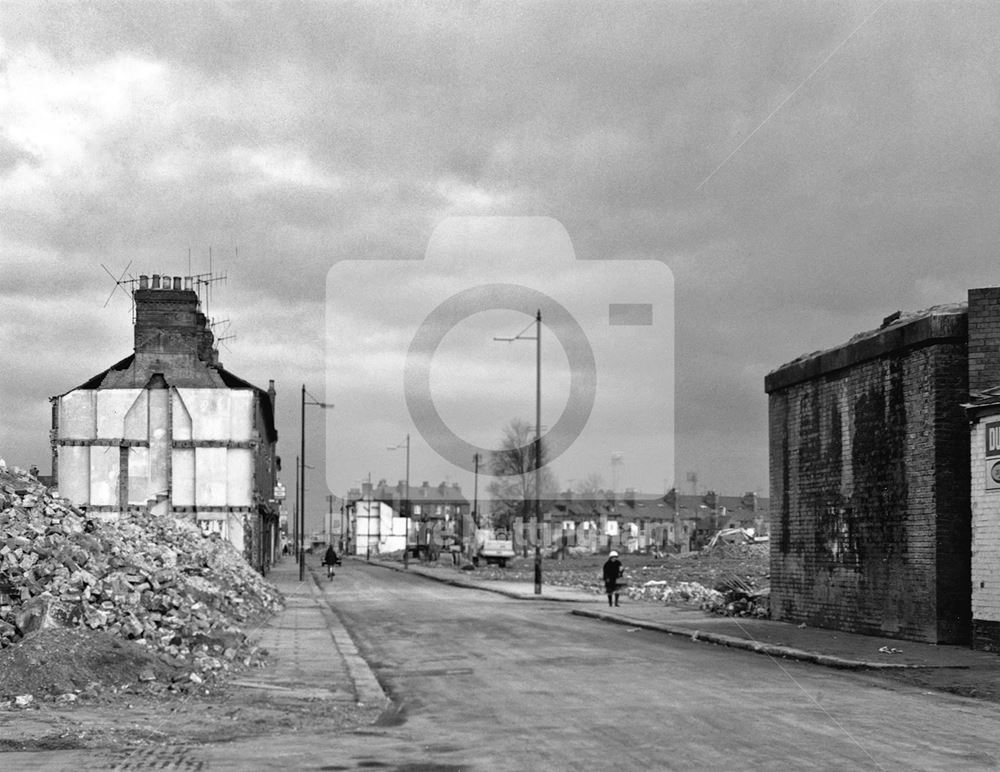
[473,452,480,528]
[494,311,544,595]
[533,310,542,595]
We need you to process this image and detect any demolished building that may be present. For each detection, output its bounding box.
[49,274,280,574]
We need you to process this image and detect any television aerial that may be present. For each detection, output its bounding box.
[101,261,136,320]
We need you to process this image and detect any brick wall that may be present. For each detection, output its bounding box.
[968,288,1000,393]
[766,310,970,644]
[934,344,973,642]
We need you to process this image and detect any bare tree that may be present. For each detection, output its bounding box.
[486,418,558,530]
[573,472,605,498]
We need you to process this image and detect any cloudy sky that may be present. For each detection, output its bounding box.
[3,1,999,522]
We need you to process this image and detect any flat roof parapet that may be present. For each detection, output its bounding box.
[765,304,967,393]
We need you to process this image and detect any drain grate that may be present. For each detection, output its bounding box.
[103,743,205,771]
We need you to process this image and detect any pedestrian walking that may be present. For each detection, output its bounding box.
[603,550,624,607]
[323,544,340,580]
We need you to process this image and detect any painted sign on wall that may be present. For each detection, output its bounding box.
[986,420,1000,491]
[987,420,1000,458]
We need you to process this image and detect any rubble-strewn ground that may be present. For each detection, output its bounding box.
[0,627,176,702]
[0,678,381,753]
[0,464,379,752]
[427,544,772,615]
[0,467,282,671]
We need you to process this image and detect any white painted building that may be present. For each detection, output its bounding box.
[50,274,281,572]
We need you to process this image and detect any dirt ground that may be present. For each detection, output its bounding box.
[0,625,380,753]
[464,544,770,596]
[0,680,381,754]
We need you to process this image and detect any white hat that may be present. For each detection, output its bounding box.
[609,551,619,557]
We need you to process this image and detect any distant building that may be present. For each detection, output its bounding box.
[507,488,768,555]
[346,479,470,557]
[49,274,281,573]
[665,490,769,551]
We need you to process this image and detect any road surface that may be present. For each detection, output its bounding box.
[316,561,1000,771]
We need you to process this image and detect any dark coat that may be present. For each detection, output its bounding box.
[323,546,339,566]
[602,557,623,592]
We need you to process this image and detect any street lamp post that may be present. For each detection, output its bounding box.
[472,452,480,528]
[326,494,334,547]
[495,310,543,595]
[388,434,411,568]
[293,455,300,563]
[301,384,334,582]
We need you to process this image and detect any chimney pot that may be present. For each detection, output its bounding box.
[139,275,149,290]
[185,276,193,290]
[173,276,182,290]
[151,274,161,289]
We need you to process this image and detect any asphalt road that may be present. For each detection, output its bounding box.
[319,562,1000,771]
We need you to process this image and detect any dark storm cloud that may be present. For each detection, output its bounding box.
[4,1,1000,496]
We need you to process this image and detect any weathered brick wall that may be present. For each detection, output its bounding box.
[933,344,974,642]
[767,312,970,644]
[968,288,1000,394]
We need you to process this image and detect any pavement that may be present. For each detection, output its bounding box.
[247,557,390,709]
[362,556,1000,673]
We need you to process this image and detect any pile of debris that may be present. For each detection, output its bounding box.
[626,574,769,618]
[0,465,282,699]
[627,580,725,608]
[0,627,177,707]
[712,573,770,618]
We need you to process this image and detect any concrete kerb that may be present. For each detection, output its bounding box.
[362,557,594,602]
[570,608,955,671]
[304,566,391,710]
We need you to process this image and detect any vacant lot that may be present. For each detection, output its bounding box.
[450,544,770,598]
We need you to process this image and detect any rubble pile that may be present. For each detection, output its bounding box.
[0,627,176,704]
[0,466,282,696]
[626,580,724,608]
[699,541,769,561]
[712,573,770,618]
[622,577,768,617]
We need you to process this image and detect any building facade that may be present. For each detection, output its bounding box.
[965,288,1000,652]
[50,274,281,573]
[505,489,768,555]
[345,479,470,557]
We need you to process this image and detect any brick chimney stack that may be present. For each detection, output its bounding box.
[968,287,1000,394]
[134,274,216,364]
